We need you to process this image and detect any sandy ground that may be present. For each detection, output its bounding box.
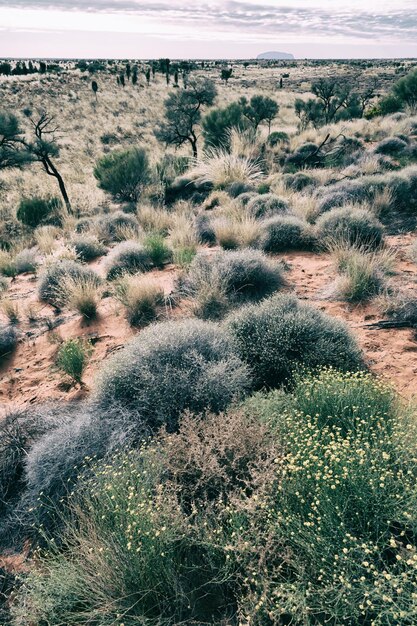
[0,235,416,414]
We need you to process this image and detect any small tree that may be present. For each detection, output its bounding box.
[25,111,72,214]
[0,62,11,76]
[0,111,29,170]
[132,69,138,86]
[119,74,125,88]
[221,67,233,84]
[94,147,151,202]
[393,68,417,111]
[155,78,217,158]
[145,67,151,86]
[91,80,98,101]
[240,95,279,132]
[311,78,350,124]
[126,63,131,81]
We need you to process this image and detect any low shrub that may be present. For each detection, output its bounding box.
[13,371,417,626]
[96,211,140,243]
[260,215,316,252]
[14,248,38,274]
[105,241,153,280]
[267,130,289,146]
[94,319,250,432]
[316,166,417,216]
[0,324,17,359]
[283,171,317,191]
[38,260,101,308]
[114,275,165,326]
[0,250,17,278]
[71,234,107,262]
[375,136,408,156]
[316,207,384,248]
[227,294,363,388]
[94,147,151,202]
[0,299,19,324]
[180,249,285,318]
[285,142,323,169]
[246,193,289,218]
[56,339,91,384]
[16,196,62,228]
[194,213,216,245]
[409,238,417,264]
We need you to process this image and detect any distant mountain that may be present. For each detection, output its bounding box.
[257,51,295,60]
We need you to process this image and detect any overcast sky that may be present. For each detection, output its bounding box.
[1,0,416,59]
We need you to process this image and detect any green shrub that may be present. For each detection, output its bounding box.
[267,130,289,146]
[71,235,107,262]
[202,101,247,148]
[246,193,289,218]
[143,233,172,268]
[94,147,151,202]
[180,249,285,318]
[16,196,61,228]
[56,339,90,384]
[316,207,384,248]
[105,240,153,280]
[227,294,363,388]
[38,260,101,307]
[94,319,250,432]
[392,68,417,110]
[260,215,316,252]
[0,324,17,359]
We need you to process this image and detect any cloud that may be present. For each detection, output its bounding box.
[2,0,417,43]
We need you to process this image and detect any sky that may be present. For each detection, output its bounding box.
[1,0,417,60]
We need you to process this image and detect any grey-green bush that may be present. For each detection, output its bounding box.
[94,319,250,432]
[38,260,101,307]
[246,193,289,218]
[227,294,363,389]
[96,211,140,243]
[260,215,316,252]
[72,235,107,262]
[105,241,153,280]
[316,207,384,248]
[0,324,17,359]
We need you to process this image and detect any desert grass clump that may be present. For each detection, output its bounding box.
[137,205,173,235]
[0,324,17,359]
[191,147,263,188]
[34,225,60,255]
[56,338,91,385]
[38,260,101,308]
[94,319,250,432]
[0,250,17,278]
[316,206,384,249]
[0,277,8,295]
[105,240,153,280]
[114,275,165,326]
[329,242,395,303]
[227,293,363,389]
[142,233,172,268]
[260,215,316,252]
[180,249,285,319]
[213,217,261,250]
[14,248,38,274]
[0,298,19,324]
[71,234,107,262]
[59,275,104,320]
